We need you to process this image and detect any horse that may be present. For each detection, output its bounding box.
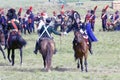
[38,38,55,72]
[7,31,26,66]
[73,30,89,72]
[0,28,6,59]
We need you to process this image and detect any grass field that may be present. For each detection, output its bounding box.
[0,0,120,80]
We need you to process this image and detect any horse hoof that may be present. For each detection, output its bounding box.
[11,63,14,66]
[85,69,88,72]
[77,65,80,69]
[4,57,6,60]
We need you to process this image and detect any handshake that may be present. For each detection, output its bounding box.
[60,32,68,36]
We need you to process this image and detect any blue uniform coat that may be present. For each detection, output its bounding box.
[86,22,98,42]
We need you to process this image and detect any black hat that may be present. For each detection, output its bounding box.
[7,8,17,20]
[46,18,51,24]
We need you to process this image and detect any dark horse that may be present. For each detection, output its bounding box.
[6,8,27,66]
[73,30,89,72]
[38,38,55,72]
[7,32,26,66]
[0,28,6,59]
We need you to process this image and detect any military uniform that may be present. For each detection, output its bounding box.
[5,8,26,49]
[101,9,107,31]
[89,10,96,31]
[34,18,61,54]
[113,11,120,30]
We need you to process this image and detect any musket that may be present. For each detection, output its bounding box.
[89,6,97,21]
[101,5,109,18]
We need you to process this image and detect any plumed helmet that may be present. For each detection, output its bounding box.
[46,18,51,24]
[6,8,17,20]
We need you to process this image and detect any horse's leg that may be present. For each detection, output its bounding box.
[80,57,83,72]
[20,48,22,65]
[7,48,11,63]
[77,59,80,69]
[84,57,88,72]
[0,45,6,59]
[42,55,46,69]
[11,49,15,66]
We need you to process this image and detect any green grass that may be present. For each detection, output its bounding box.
[0,0,120,80]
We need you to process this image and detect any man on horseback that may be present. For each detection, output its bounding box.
[5,8,26,49]
[34,17,62,54]
[63,10,97,54]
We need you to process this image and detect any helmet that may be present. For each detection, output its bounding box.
[7,8,17,20]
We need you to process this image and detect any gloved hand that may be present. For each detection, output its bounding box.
[63,31,67,35]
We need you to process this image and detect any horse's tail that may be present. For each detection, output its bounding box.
[18,36,27,47]
[46,42,52,59]
[46,42,52,70]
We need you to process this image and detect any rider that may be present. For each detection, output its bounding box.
[5,8,26,49]
[33,17,62,54]
[64,16,97,54]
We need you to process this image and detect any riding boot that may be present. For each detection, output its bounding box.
[54,48,57,54]
[88,38,93,54]
[33,41,39,54]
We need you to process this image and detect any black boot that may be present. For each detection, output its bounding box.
[54,49,57,54]
[88,38,93,54]
[33,41,39,54]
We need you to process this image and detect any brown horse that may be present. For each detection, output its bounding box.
[38,38,55,72]
[73,30,89,72]
[0,28,6,59]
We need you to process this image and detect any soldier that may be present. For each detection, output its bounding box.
[101,9,107,31]
[89,10,96,31]
[28,6,35,33]
[33,17,62,54]
[113,11,120,30]
[5,8,26,49]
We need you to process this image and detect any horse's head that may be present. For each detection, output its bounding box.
[0,28,5,45]
[74,30,84,44]
[64,15,74,27]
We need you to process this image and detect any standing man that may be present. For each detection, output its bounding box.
[101,9,107,31]
[89,10,96,31]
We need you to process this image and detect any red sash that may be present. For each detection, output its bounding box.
[11,20,18,31]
